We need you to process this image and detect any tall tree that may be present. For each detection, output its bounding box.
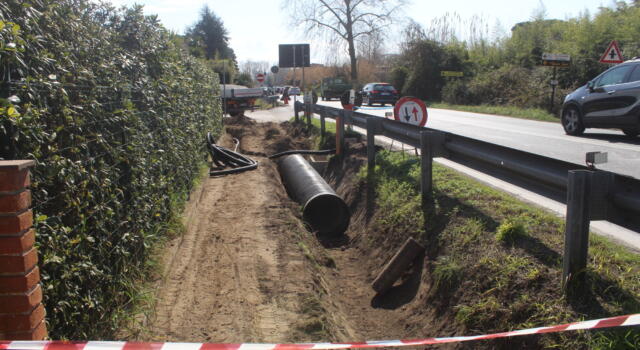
[185,5,236,62]
[287,0,406,84]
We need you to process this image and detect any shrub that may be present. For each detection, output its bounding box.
[1,0,221,338]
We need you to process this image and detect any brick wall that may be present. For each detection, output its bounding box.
[0,160,47,340]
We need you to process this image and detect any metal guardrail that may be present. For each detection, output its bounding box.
[295,101,640,289]
[300,102,640,228]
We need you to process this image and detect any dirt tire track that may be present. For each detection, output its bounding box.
[147,124,311,342]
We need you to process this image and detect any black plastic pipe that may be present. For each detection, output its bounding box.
[277,154,350,235]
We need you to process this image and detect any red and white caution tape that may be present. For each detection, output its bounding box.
[1,313,638,349]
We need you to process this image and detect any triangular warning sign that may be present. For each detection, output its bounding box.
[599,40,624,64]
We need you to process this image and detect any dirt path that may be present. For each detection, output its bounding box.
[147,121,311,342]
[144,117,422,345]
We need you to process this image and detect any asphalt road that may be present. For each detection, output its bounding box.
[318,100,640,180]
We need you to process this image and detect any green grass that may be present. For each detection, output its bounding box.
[290,115,359,150]
[363,150,640,348]
[254,97,281,110]
[430,102,558,122]
[495,218,529,244]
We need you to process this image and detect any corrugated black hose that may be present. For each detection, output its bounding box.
[207,132,258,176]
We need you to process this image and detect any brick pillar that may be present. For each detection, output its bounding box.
[0,160,47,340]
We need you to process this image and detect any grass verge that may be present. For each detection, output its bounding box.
[360,150,639,349]
[254,97,281,110]
[290,116,360,150]
[430,102,558,122]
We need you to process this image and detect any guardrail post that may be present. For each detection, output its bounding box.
[366,118,380,221]
[420,131,434,209]
[305,99,312,129]
[336,110,346,157]
[562,169,614,292]
[320,110,326,138]
[344,109,353,132]
[366,117,380,177]
[562,170,591,290]
[0,160,47,340]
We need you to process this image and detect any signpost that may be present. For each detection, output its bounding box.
[394,97,428,127]
[541,53,571,111]
[542,53,571,67]
[599,41,624,64]
[279,44,311,106]
[340,89,362,111]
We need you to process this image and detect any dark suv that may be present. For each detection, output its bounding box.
[361,83,399,106]
[561,58,640,137]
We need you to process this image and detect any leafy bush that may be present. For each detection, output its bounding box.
[0,0,222,338]
[441,65,573,113]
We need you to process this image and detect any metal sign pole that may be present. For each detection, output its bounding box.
[293,46,297,106]
[550,66,557,111]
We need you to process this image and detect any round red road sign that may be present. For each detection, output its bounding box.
[393,96,428,127]
[256,73,265,83]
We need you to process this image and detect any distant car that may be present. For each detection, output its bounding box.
[361,83,399,106]
[320,77,351,101]
[288,87,301,95]
[561,58,640,137]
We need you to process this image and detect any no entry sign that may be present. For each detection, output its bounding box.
[394,97,427,127]
[256,73,265,83]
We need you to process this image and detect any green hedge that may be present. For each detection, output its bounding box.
[1,0,222,338]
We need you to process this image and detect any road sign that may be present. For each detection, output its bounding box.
[271,66,279,74]
[441,71,464,77]
[599,41,624,64]
[278,44,311,68]
[542,53,571,67]
[394,97,427,127]
[256,73,265,83]
[340,90,362,110]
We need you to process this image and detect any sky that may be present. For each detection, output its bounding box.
[107,0,620,65]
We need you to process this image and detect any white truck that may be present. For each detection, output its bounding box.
[221,84,264,116]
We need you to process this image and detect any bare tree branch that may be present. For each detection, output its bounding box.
[285,0,406,83]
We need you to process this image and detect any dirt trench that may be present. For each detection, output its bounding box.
[143,116,427,344]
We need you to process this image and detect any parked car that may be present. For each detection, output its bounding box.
[288,87,301,95]
[361,83,399,106]
[561,58,640,137]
